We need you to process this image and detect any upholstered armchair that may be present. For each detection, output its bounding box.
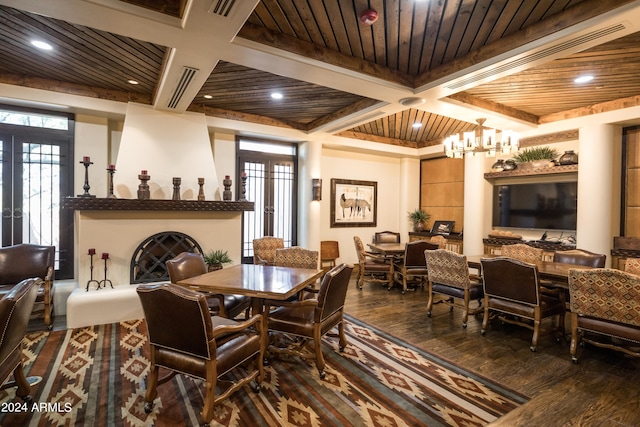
[553,249,606,267]
[0,244,55,328]
[252,236,284,265]
[166,252,250,319]
[0,278,39,403]
[274,247,319,269]
[481,257,565,351]
[393,240,439,293]
[568,268,640,362]
[625,258,640,275]
[264,264,353,378]
[353,236,394,289]
[425,249,484,328]
[501,243,544,263]
[429,235,447,249]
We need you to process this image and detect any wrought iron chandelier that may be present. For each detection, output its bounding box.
[444,118,519,158]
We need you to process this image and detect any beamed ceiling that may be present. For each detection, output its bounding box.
[1,0,640,150]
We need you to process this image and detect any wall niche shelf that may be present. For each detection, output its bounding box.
[63,197,254,212]
[484,164,578,182]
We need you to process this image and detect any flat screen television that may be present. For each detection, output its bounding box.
[492,181,577,230]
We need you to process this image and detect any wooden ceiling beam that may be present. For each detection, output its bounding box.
[305,98,382,132]
[446,92,539,125]
[188,104,304,130]
[334,130,417,149]
[415,0,637,89]
[539,93,640,123]
[237,23,414,88]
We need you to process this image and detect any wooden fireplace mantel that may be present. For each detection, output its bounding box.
[62,197,254,212]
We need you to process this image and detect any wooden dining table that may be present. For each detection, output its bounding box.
[367,242,406,256]
[177,264,324,354]
[466,254,593,288]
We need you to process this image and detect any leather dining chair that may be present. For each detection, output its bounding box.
[425,249,484,328]
[568,268,640,362]
[374,231,401,244]
[394,240,439,294]
[553,249,606,267]
[0,278,40,403]
[166,252,250,319]
[481,257,566,351]
[0,244,56,329]
[353,236,394,289]
[136,283,264,425]
[252,236,284,266]
[264,263,353,379]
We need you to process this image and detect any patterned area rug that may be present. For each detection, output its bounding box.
[0,315,527,426]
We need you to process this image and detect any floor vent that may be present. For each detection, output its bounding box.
[167,66,198,109]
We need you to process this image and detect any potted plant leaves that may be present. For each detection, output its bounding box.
[203,249,233,271]
[511,147,558,169]
[408,209,430,232]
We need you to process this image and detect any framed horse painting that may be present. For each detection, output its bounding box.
[330,178,377,227]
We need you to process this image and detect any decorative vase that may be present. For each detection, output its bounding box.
[502,159,517,171]
[491,159,505,172]
[559,150,578,165]
[207,263,223,272]
[413,222,425,232]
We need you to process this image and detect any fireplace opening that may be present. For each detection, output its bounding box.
[130,231,202,284]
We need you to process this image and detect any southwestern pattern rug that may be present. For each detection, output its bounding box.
[0,315,527,426]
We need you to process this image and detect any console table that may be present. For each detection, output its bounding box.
[483,238,576,261]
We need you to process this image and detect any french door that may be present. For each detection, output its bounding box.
[0,128,74,278]
[238,143,297,264]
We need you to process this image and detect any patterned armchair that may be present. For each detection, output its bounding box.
[625,258,640,275]
[252,236,284,265]
[425,249,483,328]
[429,235,447,249]
[568,268,640,362]
[501,243,543,263]
[274,247,318,269]
[353,236,393,289]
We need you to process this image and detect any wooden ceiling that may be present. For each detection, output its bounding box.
[1,0,640,150]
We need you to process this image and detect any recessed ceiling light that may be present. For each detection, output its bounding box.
[412,123,422,128]
[127,80,139,85]
[574,75,594,84]
[31,40,53,51]
[203,95,213,99]
[270,92,283,100]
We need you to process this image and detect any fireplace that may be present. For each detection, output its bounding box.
[130,231,202,284]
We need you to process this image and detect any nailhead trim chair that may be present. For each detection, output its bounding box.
[425,249,483,328]
[553,249,606,268]
[481,257,566,352]
[252,236,284,266]
[0,278,39,403]
[374,231,401,244]
[568,268,640,362]
[0,244,55,329]
[137,283,264,425]
[393,240,439,294]
[265,264,353,379]
[166,252,250,319]
[353,236,394,290]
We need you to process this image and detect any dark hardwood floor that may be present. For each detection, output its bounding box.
[344,276,640,427]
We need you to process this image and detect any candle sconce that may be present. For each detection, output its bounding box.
[312,178,322,201]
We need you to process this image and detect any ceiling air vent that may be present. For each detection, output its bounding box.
[446,23,628,90]
[208,0,237,17]
[167,66,198,109]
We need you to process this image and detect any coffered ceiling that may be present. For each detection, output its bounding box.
[1,0,640,149]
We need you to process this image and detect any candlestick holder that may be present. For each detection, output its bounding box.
[223,175,232,201]
[172,177,181,200]
[107,166,117,199]
[238,173,247,201]
[86,253,101,291]
[197,178,205,201]
[137,172,150,200]
[78,159,96,198]
[99,256,113,289]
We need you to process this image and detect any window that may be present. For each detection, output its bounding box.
[237,138,297,263]
[0,105,74,278]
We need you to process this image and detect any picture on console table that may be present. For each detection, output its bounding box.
[330,179,377,228]
[431,220,455,235]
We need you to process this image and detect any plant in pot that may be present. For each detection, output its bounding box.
[203,249,233,271]
[408,209,430,232]
[511,147,558,169]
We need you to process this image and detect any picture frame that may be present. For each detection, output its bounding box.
[431,220,455,235]
[330,179,377,228]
